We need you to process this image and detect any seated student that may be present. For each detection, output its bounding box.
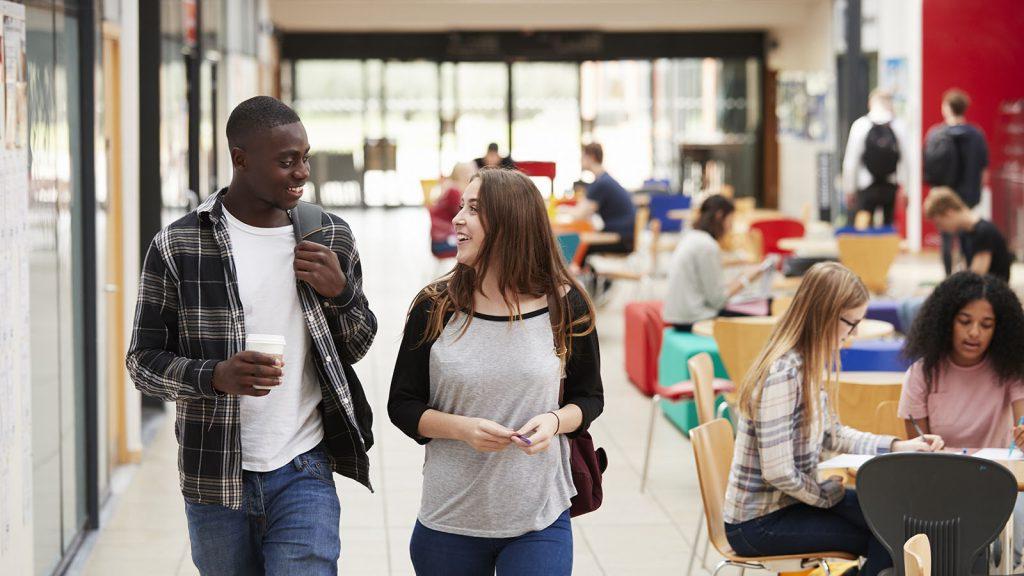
[924,186,1013,282]
[574,142,636,255]
[473,142,516,170]
[663,194,766,331]
[724,262,942,576]
[899,271,1024,564]
[429,162,476,258]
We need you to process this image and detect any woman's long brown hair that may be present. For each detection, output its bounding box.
[414,168,595,366]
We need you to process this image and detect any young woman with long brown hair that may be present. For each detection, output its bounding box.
[388,168,603,575]
[722,262,943,576]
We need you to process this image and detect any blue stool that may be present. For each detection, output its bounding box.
[867,300,902,333]
[841,338,910,372]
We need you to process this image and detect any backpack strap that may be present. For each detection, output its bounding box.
[291,200,326,246]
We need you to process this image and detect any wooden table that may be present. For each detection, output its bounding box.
[691,317,895,341]
[579,231,622,246]
[836,371,905,433]
[777,236,911,257]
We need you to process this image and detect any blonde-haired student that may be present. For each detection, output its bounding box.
[723,262,944,576]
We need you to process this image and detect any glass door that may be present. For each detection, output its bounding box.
[511,62,579,196]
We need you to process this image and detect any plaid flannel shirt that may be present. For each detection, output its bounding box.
[723,351,895,524]
[126,191,378,509]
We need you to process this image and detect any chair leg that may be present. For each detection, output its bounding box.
[821,559,831,576]
[685,508,704,576]
[700,526,711,570]
[640,394,661,493]
[716,400,729,420]
[710,560,729,576]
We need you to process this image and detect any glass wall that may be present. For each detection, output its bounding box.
[26,1,88,573]
[293,56,763,205]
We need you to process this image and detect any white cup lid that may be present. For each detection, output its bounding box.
[246,334,286,346]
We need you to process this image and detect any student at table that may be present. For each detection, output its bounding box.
[664,194,766,331]
[429,162,477,258]
[924,186,1013,282]
[899,271,1024,564]
[724,262,942,576]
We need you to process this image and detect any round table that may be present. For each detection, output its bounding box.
[691,317,894,341]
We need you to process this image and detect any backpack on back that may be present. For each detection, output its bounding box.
[862,122,900,183]
[923,126,962,187]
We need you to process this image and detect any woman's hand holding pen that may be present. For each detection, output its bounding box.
[893,435,945,452]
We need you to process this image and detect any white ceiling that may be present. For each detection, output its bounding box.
[268,0,826,33]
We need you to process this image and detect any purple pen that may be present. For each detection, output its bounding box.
[512,433,533,446]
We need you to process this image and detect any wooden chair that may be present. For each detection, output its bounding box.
[689,419,857,576]
[904,533,931,576]
[420,178,440,207]
[712,318,777,387]
[770,294,794,316]
[836,233,901,295]
[872,400,908,439]
[836,377,903,433]
[640,349,731,492]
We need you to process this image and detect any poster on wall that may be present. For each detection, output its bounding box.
[3,9,26,149]
[777,71,832,143]
[0,1,31,571]
[882,57,909,118]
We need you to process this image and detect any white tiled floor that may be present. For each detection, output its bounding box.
[71,208,966,575]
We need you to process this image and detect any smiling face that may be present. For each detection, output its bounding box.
[453,179,486,267]
[232,122,310,211]
[951,298,995,366]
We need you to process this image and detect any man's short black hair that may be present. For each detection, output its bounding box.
[486,142,499,153]
[226,96,302,148]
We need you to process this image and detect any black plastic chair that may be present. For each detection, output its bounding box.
[857,453,1017,576]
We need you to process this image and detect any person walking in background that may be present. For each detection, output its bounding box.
[924,187,1012,282]
[724,263,942,576]
[474,142,516,170]
[388,168,603,576]
[924,88,990,276]
[126,96,377,575]
[429,162,477,258]
[842,88,905,227]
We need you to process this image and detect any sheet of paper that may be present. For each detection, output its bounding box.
[817,454,875,470]
[971,448,1024,462]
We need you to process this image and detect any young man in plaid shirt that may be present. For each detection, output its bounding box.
[127,96,377,575]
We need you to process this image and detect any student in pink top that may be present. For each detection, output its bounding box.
[899,271,1024,566]
[898,271,1024,448]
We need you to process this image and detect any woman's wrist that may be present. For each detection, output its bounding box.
[548,411,561,435]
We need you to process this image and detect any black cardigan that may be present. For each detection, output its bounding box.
[387,288,604,444]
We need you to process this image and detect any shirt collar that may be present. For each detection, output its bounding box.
[197,188,228,224]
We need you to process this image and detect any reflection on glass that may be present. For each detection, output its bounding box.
[581,60,652,190]
[512,63,579,196]
[453,63,508,167]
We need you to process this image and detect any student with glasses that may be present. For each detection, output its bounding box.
[723,262,944,576]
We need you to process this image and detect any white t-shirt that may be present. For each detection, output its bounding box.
[223,208,324,472]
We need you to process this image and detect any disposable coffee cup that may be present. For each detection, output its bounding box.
[245,334,285,390]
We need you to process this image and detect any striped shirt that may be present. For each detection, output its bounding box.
[723,350,895,524]
[126,191,377,509]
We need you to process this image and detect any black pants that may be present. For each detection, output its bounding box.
[855,182,897,227]
[671,307,757,332]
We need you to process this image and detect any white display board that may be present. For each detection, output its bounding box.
[0,1,33,573]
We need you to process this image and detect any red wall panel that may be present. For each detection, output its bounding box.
[920,0,1024,247]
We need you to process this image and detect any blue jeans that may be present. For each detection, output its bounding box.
[410,510,572,575]
[184,445,340,576]
[725,491,891,576]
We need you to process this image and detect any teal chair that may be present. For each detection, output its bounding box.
[556,232,581,266]
[640,328,731,492]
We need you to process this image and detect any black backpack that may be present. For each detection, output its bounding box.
[862,122,900,183]
[923,126,961,187]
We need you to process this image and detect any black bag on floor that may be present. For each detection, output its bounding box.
[783,256,837,277]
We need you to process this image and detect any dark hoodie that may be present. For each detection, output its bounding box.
[925,123,989,207]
